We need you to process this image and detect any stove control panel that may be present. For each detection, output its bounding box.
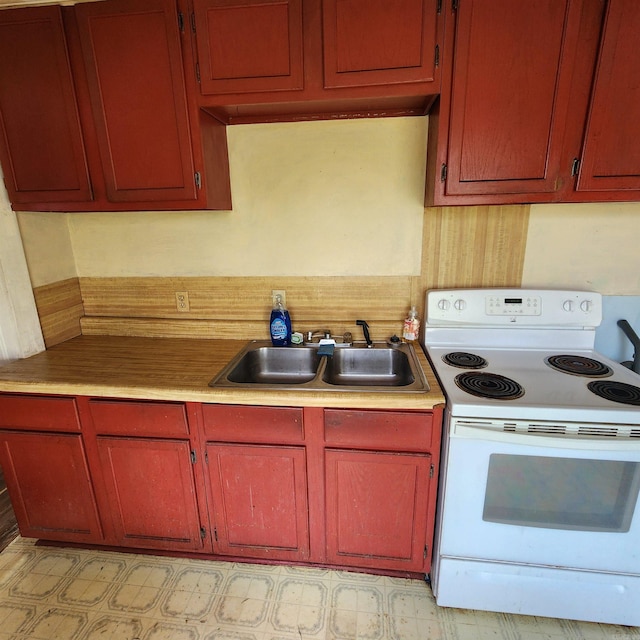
[426,289,602,327]
[486,295,541,315]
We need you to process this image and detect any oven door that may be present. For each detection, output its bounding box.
[438,419,640,575]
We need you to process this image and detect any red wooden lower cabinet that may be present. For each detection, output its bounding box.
[325,448,432,572]
[0,393,441,573]
[96,436,205,551]
[0,431,103,543]
[205,443,310,562]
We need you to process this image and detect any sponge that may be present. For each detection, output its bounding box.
[317,342,335,357]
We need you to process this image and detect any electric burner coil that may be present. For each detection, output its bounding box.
[455,371,524,400]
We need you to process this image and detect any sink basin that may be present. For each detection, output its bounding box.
[322,348,415,387]
[225,346,320,384]
[209,341,429,392]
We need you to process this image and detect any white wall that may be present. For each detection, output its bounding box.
[523,202,640,295]
[67,117,428,279]
[0,174,44,362]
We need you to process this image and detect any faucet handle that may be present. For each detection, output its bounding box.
[356,320,373,347]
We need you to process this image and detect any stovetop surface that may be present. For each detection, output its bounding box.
[425,345,640,424]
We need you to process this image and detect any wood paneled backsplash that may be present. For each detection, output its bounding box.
[33,205,530,346]
[32,278,83,348]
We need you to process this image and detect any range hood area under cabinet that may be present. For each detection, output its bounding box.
[426,0,640,206]
[191,0,443,124]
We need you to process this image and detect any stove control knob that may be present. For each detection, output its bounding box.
[580,299,593,312]
[437,299,450,311]
[562,300,575,312]
[453,299,467,311]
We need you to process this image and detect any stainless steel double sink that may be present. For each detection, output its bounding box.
[209,341,429,392]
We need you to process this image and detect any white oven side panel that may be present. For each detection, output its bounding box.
[437,433,640,575]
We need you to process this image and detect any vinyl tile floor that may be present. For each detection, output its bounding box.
[0,537,638,640]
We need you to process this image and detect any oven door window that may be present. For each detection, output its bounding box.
[483,454,640,532]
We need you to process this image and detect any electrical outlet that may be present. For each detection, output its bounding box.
[175,291,190,312]
[272,289,286,308]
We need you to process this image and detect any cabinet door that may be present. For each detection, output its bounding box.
[325,449,431,571]
[205,443,309,561]
[193,0,304,96]
[438,0,583,200]
[74,0,198,203]
[0,7,92,205]
[97,437,204,551]
[0,432,102,543]
[322,0,440,89]
[577,0,640,193]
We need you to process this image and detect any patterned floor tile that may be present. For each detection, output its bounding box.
[0,601,35,634]
[20,606,87,640]
[269,577,328,635]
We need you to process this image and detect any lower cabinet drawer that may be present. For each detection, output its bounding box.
[88,399,189,437]
[0,393,80,432]
[202,404,304,443]
[324,409,433,451]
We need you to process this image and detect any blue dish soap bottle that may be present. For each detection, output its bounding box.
[270,294,292,346]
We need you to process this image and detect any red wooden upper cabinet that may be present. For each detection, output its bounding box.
[322,0,440,89]
[193,0,304,95]
[0,6,92,206]
[74,0,199,203]
[576,0,640,194]
[428,0,585,205]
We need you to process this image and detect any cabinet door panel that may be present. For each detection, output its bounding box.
[97,437,203,550]
[577,0,640,192]
[194,0,304,95]
[444,0,581,196]
[0,432,102,543]
[325,449,431,571]
[75,0,197,202]
[0,7,91,205]
[323,0,439,88]
[206,443,309,561]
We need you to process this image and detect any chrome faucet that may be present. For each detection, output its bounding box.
[356,319,373,348]
[305,330,353,347]
[306,330,331,343]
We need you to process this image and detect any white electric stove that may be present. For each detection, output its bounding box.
[422,288,640,626]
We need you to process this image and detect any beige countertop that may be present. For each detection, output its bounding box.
[0,335,446,410]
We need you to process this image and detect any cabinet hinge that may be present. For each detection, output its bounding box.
[571,157,580,177]
[190,450,197,464]
[196,62,201,84]
[436,0,442,14]
[213,527,218,542]
[200,526,206,539]
[452,0,459,10]
[178,11,184,33]
[191,12,197,33]
[440,163,448,182]
[195,172,202,189]
[434,44,440,68]
[424,545,428,560]
[430,464,435,478]
[204,450,209,464]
